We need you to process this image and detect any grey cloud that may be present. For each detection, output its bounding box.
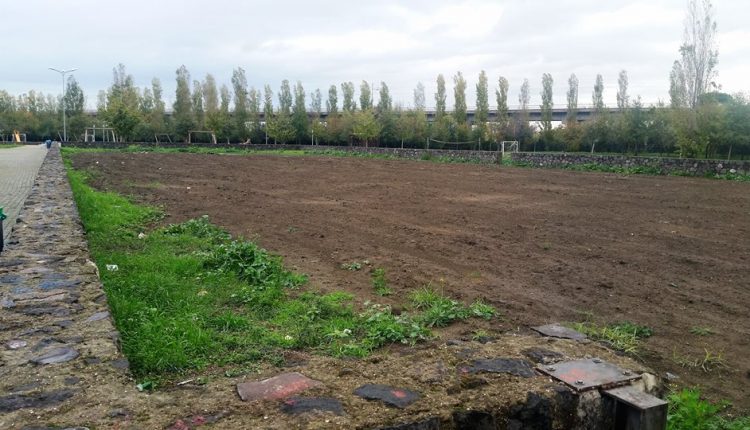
[1,0,746,109]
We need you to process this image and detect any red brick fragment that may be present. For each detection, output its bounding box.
[236,372,323,402]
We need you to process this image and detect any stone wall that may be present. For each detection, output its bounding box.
[64,142,504,164]
[510,152,750,176]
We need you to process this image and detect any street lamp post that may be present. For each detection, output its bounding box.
[48,67,78,142]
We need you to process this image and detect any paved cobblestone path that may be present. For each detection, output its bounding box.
[0,144,48,242]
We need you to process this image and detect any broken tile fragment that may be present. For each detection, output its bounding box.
[281,396,344,415]
[461,358,535,378]
[236,372,322,402]
[354,384,420,408]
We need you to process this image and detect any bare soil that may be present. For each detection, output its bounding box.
[72,152,750,412]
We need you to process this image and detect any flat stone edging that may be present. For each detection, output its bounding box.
[0,147,139,429]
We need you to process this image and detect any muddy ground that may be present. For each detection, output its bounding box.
[72,152,750,412]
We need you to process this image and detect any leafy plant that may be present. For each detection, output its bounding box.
[673,348,728,373]
[569,320,652,354]
[667,388,749,430]
[410,287,496,327]
[371,267,392,296]
[690,326,714,336]
[341,261,362,271]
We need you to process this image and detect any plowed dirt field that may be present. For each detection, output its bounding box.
[72,152,750,410]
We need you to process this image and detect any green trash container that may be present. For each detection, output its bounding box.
[0,206,6,253]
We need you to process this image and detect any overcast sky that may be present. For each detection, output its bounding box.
[2,0,748,109]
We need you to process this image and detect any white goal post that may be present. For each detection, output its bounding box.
[500,141,519,156]
[187,130,217,144]
[84,126,116,143]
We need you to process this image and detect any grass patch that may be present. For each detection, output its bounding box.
[371,267,392,296]
[668,388,749,430]
[707,172,750,182]
[340,261,363,271]
[506,155,750,182]
[673,348,728,373]
[409,287,496,327]
[64,156,496,383]
[690,326,714,336]
[568,320,652,354]
[62,145,497,165]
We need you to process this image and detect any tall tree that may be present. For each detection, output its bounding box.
[263,85,274,143]
[540,73,554,134]
[516,78,532,146]
[452,72,467,125]
[192,80,205,130]
[279,79,292,116]
[669,60,688,108]
[593,74,605,112]
[203,74,220,137]
[352,109,381,147]
[173,65,194,141]
[147,78,166,136]
[519,78,530,111]
[269,81,294,144]
[214,84,231,142]
[359,81,372,111]
[292,81,308,143]
[452,72,468,141]
[327,85,338,114]
[673,0,719,108]
[248,87,262,143]
[475,70,489,138]
[435,74,447,118]
[203,74,219,113]
[341,82,356,112]
[377,82,392,113]
[413,82,426,111]
[232,67,249,141]
[377,82,396,145]
[617,70,629,110]
[310,88,325,145]
[495,76,510,139]
[566,73,579,126]
[311,89,323,115]
[106,63,143,141]
[63,76,86,140]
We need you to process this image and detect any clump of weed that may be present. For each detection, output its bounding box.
[673,348,728,373]
[471,329,491,341]
[341,261,362,271]
[667,388,749,430]
[361,304,431,347]
[410,287,495,327]
[371,267,392,296]
[163,215,230,242]
[569,320,652,354]
[690,326,714,336]
[206,240,307,290]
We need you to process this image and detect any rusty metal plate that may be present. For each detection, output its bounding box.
[537,358,640,392]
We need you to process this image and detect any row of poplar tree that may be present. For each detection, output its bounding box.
[0,63,748,159]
